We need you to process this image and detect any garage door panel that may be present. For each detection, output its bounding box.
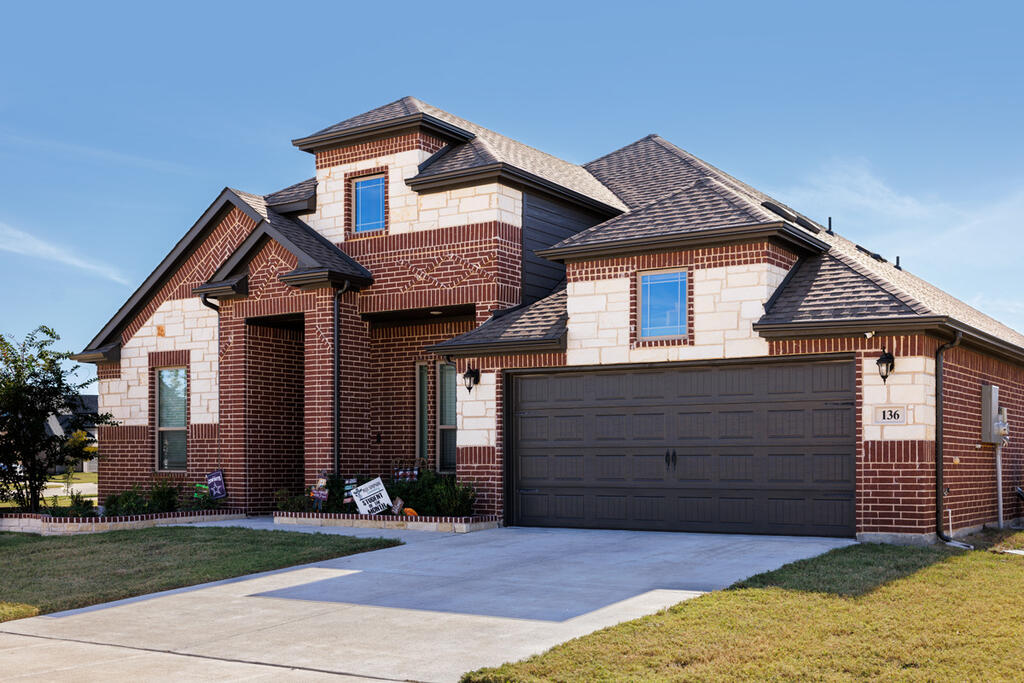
[512,360,856,536]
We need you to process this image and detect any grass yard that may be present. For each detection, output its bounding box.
[0,527,399,622]
[46,472,98,486]
[0,495,98,509]
[466,531,1024,682]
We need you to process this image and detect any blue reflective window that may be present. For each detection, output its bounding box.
[354,176,385,232]
[640,271,687,338]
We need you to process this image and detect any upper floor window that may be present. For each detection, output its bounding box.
[353,175,385,233]
[156,367,187,471]
[638,270,688,339]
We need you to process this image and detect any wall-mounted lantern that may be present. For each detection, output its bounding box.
[463,368,480,393]
[876,348,895,384]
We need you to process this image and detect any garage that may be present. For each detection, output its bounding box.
[508,358,857,537]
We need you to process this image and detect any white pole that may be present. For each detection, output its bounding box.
[948,507,953,539]
[996,444,1004,529]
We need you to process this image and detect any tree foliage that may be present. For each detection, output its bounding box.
[0,327,114,512]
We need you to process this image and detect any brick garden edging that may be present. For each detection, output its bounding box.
[0,509,246,536]
[274,511,502,533]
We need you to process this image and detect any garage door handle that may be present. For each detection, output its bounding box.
[665,450,670,468]
[671,449,677,469]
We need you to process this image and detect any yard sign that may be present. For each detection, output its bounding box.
[351,477,392,515]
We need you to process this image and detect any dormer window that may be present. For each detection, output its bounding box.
[638,270,688,339]
[353,175,385,233]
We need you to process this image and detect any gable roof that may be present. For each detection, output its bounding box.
[295,96,628,214]
[199,190,372,292]
[265,177,316,212]
[428,288,568,355]
[73,187,371,360]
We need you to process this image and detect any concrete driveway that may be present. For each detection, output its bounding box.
[0,522,853,681]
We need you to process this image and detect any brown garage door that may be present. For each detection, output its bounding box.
[509,359,856,537]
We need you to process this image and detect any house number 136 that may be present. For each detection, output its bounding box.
[875,405,907,425]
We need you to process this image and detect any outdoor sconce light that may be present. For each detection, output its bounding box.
[876,348,895,384]
[463,368,480,393]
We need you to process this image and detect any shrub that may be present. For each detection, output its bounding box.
[148,478,181,513]
[388,470,476,517]
[104,485,148,516]
[275,488,311,513]
[43,491,97,517]
[188,487,221,511]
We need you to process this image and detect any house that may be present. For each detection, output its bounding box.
[44,394,100,474]
[72,97,1023,543]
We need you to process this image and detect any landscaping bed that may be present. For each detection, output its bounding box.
[275,510,502,533]
[464,531,1024,682]
[0,526,400,623]
[0,509,245,535]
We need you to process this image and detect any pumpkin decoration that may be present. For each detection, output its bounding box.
[403,508,418,516]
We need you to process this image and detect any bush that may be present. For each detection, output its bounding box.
[43,491,97,517]
[387,470,476,517]
[275,488,311,513]
[104,485,149,516]
[148,478,181,513]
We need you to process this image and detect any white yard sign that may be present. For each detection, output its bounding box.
[351,477,393,515]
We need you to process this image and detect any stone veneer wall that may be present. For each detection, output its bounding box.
[564,243,797,365]
[307,136,522,242]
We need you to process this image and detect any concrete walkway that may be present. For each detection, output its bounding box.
[1,521,854,681]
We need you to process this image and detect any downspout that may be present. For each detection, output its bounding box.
[935,330,972,548]
[200,294,220,312]
[333,281,351,476]
[199,294,227,502]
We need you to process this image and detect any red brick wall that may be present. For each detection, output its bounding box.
[942,345,1024,530]
[858,440,936,534]
[339,222,522,316]
[368,320,475,476]
[314,132,446,170]
[245,324,305,512]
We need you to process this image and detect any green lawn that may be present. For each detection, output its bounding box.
[465,531,1024,682]
[0,527,399,622]
[1,495,98,509]
[46,471,98,486]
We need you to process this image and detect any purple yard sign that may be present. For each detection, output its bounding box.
[205,470,228,500]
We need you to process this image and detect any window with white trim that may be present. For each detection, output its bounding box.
[353,175,385,233]
[437,363,457,472]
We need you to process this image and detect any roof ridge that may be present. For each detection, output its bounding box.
[583,133,661,169]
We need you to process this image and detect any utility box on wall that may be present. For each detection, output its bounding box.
[981,384,1009,444]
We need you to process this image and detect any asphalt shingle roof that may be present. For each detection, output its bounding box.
[265,177,316,206]
[431,288,567,351]
[228,189,372,283]
[301,97,627,212]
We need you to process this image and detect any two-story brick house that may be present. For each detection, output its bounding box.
[74,97,1024,543]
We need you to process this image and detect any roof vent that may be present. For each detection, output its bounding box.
[761,201,796,222]
[794,215,821,234]
[855,244,887,263]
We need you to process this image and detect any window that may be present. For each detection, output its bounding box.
[156,368,187,471]
[437,363,457,472]
[415,364,429,464]
[639,270,688,339]
[353,175,385,233]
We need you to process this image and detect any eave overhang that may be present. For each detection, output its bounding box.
[753,316,1024,366]
[70,342,120,364]
[278,268,372,290]
[407,162,623,217]
[192,275,248,298]
[426,334,566,358]
[266,196,316,214]
[537,221,829,262]
[292,113,475,153]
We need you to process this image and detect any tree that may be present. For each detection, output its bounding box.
[0,326,114,512]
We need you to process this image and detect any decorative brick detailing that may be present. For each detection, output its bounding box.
[339,221,522,315]
[0,510,246,536]
[274,510,500,524]
[315,132,446,170]
[566,241,798,282]
[457,446,497,465]
[858,440,936,534]
[344,166,390,239]
[769,335,940,357]
[96,363,120,380]
[122,207,255,345]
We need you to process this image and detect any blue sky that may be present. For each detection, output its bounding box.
[2,1,1022,382]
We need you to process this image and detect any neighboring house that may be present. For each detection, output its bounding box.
[44,394,100,473]
[72,97,1023,543]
